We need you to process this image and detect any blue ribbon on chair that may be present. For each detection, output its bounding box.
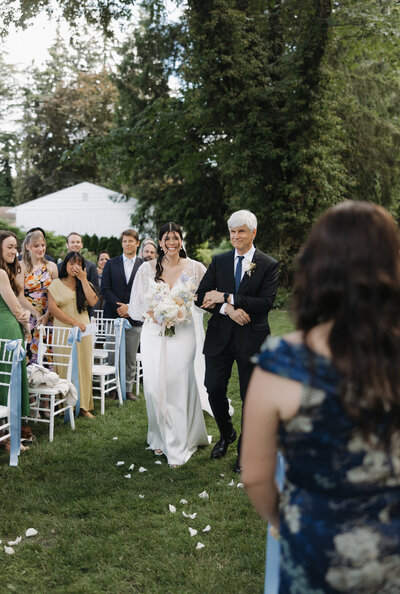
[113,318,131,403]
[64,327,81,422]
[6,339,25,467]
[265,452,285,594]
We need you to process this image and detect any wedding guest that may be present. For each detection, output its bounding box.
[129,222,210,468]
[196,210,279,472]
[0,231,31,431]
[96,250,110,311]
[242,201,400,592]
[17,230,58,364]
[19,227,56,263]
[48,252,98,418]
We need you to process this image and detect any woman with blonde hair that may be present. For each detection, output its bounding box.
[242,201,400,592]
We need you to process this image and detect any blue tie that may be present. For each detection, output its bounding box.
[235,256,244,293]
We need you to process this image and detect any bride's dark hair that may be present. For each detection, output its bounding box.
[155,222,187,283]
[292,200,400,439]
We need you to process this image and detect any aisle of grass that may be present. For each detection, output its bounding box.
[0,310,293,593]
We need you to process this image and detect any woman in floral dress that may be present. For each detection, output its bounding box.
[17,230,58,364]
[242,201,400,593]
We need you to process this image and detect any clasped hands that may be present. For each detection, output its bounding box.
[200,290,250,326]
[117,302,130,318]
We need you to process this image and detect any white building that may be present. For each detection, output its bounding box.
[9,182,138,237]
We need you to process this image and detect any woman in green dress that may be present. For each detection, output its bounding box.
[0,230,31,418]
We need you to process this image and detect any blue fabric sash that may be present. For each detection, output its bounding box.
[265,452,285,594]
[113,318,131,402]
[6,339,25,467]
[64,327,81,422]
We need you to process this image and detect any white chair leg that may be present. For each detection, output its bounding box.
[136,360,140,397]
[49,394,55,443]
[69,405,75,430]
[100,375,105,415]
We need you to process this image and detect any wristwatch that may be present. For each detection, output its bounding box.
[223,292,230,303]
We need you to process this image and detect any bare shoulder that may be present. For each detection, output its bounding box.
[47,261,58,277]
[282,330,304,345]
[249,366,302,422]
[0,268,8,281]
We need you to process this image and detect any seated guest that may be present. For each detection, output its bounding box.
[48,252,98,418]
[242,201,400,592]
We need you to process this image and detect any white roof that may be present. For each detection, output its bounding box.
[9,182,138,237]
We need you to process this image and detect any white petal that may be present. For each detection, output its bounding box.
[202,525,211,532]
[169,504,177,513]
[139,467,147,473]
[155,461,162,465]
[25,528,38,538]
[180,499,188,504]
[145,446,151,450]
[198,490,209,499]
[8,537,22,546]
[139,494,145,498]
[124,474,131,479]
[207,434,212,444]
[228,480,235,486]
[116,461,124,466]
[112,436,118,440]
[182,511,189,518]
[189,513,197,519]
[220,473,225,478]
[128,464,135,471]
[189,527,198,537]
[4,546,15,555]
[237,482,244,488]
[196,542,205,550]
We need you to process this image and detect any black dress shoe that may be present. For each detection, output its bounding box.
[126,392,139,402]
[211,430,237,459]
[233,457,241,473]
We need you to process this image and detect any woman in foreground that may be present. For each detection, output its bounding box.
[242,201,400,592]
[48,252,98,418]
[129,223,209,468]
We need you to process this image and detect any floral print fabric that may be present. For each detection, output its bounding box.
[255,337,400,593]
[24,265,52,364]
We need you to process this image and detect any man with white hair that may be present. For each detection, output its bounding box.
[197,210,279,472]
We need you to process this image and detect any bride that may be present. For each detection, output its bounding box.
[128,222,210,467]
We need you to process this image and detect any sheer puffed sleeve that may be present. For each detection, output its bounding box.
[128,262,154,321]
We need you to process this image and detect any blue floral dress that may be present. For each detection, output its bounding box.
[255,336,400,593]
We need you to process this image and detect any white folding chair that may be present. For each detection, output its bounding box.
[22,325,76,442]
[0,339,13,450]
[92,317,123,415]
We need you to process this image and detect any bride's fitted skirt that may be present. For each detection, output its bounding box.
[141,319,209,465]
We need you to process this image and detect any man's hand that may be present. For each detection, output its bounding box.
[226,304,250,326]
[117,302,129,318]
[201,290,225,309]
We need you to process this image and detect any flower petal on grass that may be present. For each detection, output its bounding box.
[228,480,235,486]
[207,435,212,444]
[129,464,135,471]
[189,527,198,537]
[237,482,244,488]
[139,494,145,499]
[202,525,211,533]
[182,511,189,518]
[124,474,131,479]
[116,461,124,466]
[25,528,38,538]
[169,504,177,513]
[8,537,21,546]
[4,546,15,555]
[198,491,209,499]
[155,461,162,465]
[139,467,147,473]
[189,513,197,519]
[196,542,205,550]
[180,499,188,504]
[112,436,118,440]
[220,473,225,477]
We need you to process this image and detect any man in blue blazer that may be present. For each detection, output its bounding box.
[101,229,143,401]
[197,210,279,472]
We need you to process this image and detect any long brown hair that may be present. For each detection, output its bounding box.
[22,230,47,273]
[0,230,21,295]
[292,201,400,437]
[155,222,187,283]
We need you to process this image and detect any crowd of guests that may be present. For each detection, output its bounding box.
[2,202,400,591]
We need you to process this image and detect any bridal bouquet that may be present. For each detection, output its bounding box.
[144,275,196,337]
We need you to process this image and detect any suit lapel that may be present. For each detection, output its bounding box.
[128,257,141,288]
[226,250,236,293]
[238,249,258,293]
[117,255,126,285]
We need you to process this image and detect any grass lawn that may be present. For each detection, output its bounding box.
[0,310,294,593]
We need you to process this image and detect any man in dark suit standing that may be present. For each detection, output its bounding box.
[101,229,143,401]
[58,232,99,317]
[196,210,279,472]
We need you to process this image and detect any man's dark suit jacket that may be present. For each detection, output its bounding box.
[57,257,99,316]
[101,255,143,326]
[196,249,279,360]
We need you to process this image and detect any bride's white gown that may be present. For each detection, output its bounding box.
[128,258,210,465]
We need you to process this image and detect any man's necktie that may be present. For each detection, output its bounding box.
[235,256,244,293]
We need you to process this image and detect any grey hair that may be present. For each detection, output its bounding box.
[227,210,257,232]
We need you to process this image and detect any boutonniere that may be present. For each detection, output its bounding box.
[242,260,256,277]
